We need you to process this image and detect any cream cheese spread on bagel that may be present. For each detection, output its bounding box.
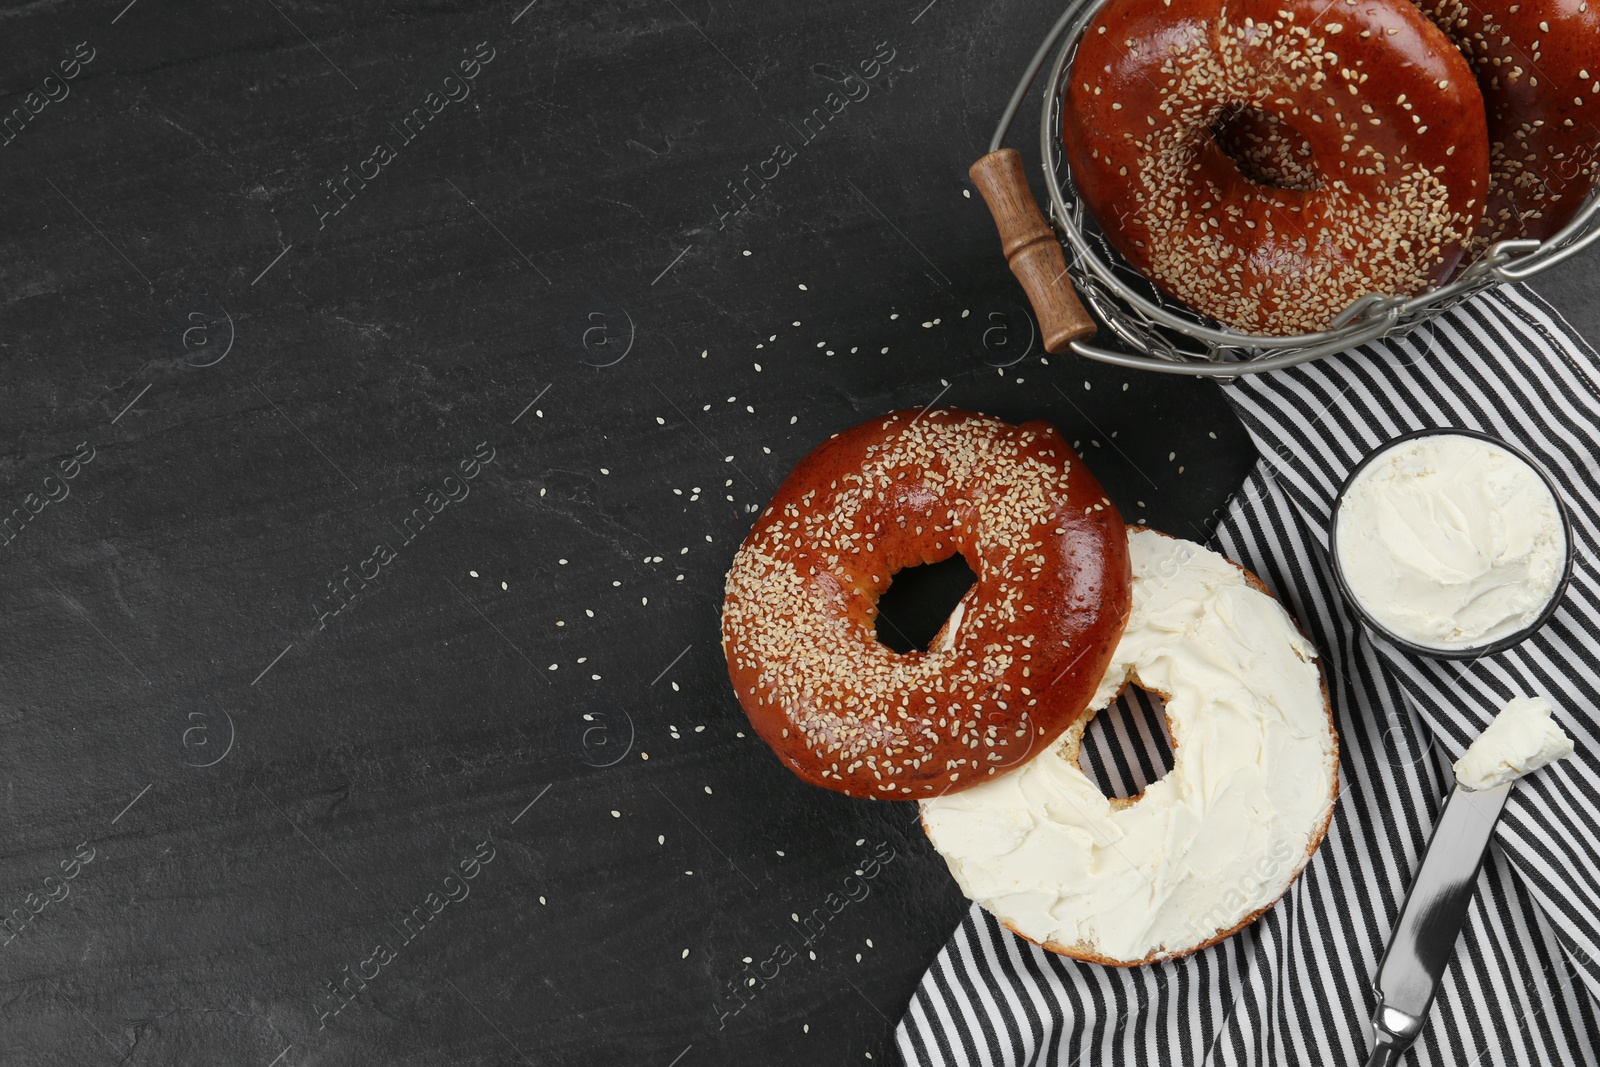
[921,528,1338,965]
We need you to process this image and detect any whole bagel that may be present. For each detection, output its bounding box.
[721,409,1130,799]
[1064,0,1491,335]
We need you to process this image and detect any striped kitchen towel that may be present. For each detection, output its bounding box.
[896,285,1600,1066]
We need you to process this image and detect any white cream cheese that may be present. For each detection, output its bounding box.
[1453,696,1574,791]
[931,597,969,654]
[1334,433,1565,651]
[921,529,1337,963]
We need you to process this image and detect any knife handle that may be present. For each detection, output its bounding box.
[1364,1026,1409,1067]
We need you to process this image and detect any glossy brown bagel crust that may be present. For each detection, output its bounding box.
[721,409,1130,800]
[1064,0,1490,335]
[1413,0,1600,256]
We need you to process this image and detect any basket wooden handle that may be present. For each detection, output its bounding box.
[969,148,1096,353]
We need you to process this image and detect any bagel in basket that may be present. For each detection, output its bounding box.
[1062,0,1490,335]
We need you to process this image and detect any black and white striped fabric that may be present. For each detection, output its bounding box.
[897,286,1600,1066]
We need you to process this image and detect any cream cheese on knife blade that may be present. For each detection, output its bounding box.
[1453,696,1574,791]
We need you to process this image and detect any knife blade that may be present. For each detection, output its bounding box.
[1365,781,1513,1067]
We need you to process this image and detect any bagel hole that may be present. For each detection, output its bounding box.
[1077,686,1175,801]
[873,554,977,654]
[1210,106,1321,192]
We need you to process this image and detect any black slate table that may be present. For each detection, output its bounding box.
[3,2,1596,1065]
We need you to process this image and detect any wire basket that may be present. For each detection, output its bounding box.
[973,0,1600,377]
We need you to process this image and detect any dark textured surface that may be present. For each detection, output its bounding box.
[1,2,1594,1065]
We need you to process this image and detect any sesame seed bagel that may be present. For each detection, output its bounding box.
[1411,0,1600,257]
[720,409,1131,799]
[1063,0,1491,335]
[920,528,1339,966]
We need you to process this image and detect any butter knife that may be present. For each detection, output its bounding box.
[1365,780,1513,1066]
